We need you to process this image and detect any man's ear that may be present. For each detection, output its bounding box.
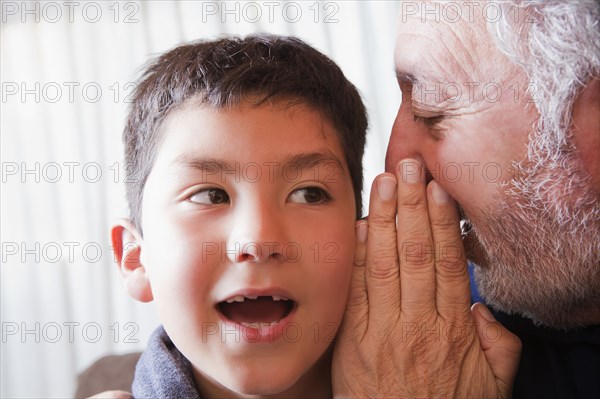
[110,218,153,303]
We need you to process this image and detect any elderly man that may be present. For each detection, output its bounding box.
[333,0,599,398]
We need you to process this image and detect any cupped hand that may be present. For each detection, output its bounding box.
[332,159,521,398]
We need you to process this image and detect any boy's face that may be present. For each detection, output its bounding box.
[116,100,356,395]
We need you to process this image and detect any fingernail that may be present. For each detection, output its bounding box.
[356,221,368,243]
[377,177,396,201]
[398,159,421,184]
[431,181,449,203]
[475,303,496,323]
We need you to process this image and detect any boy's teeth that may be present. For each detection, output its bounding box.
[224,295,291,303]
[226,295,245,303]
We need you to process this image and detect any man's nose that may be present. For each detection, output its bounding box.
[226,200,287,264]
[385,101,428,174]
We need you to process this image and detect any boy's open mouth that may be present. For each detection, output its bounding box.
[217,295,296,328]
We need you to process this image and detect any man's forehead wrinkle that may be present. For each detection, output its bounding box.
[447,5,513,84]
[442,21,481,83]
[429,10,488,83]
[396,23,476,88]
[395,33,450,85]
[396,2,493,85]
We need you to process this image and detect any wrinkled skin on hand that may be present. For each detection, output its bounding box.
[333,160,521,399]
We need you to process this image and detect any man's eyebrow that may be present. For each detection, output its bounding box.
[395,70,418,84]
[396,68,446,87]
[173,152,344,174]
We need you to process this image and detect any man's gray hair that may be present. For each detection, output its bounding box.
[474,1,600,327]
[489,0,599,164]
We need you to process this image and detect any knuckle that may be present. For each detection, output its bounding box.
[435,241,466,271]
[437,301,472,319]
[367,257,399,281]
[354,247,367,268]
[402,297,436,313]
[436,261,467,281]
[430,215,458,232]
[401,255,432,267]
[368,237,399,260]
[400,239,434,266]
[353,256,366,268]
[512,333,523,350]
[346,291,369,308]
[367,211,396,229]
[398,190,427,209]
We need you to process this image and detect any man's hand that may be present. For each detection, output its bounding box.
[332,159,522,398]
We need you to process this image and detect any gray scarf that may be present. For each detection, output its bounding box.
[132,325,201,399]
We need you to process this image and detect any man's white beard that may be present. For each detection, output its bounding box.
[470,136,600,329]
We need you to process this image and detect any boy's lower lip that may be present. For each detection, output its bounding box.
[217,304,298,343]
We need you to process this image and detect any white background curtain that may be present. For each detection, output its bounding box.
[1,1,400,397]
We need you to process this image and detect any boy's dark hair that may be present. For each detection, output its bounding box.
[124,34,368,230]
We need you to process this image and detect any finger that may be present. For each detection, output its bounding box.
[342,220,369,334]
[472,303,522,398]
[395,159,436,317]
[427,181,471,319]
[364,174,401,328]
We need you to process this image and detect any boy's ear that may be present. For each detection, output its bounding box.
[110,218,153,303]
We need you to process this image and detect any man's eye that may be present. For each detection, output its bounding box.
[288,187,332,204]
[413,114,445,126]
[189,188,230,205]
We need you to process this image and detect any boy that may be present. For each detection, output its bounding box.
[110,34,367,398]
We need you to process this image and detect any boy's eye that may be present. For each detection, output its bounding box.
[189,188,230,205]
[288,187,332,205]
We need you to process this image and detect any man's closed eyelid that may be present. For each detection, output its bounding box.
[413,114,445,125]
[412,115,446,140]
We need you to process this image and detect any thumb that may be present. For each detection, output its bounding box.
[471,303,522,398]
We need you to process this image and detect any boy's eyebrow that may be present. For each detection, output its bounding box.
[285,152,344,172]
[173,152,345,176]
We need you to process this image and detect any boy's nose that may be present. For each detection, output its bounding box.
[226,202,288,264]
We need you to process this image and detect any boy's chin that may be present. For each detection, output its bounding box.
[199,363,305,397]
[229,376,298,397]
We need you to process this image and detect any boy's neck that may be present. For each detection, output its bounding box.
[193,348,333,399]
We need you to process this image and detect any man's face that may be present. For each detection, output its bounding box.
[387,1,537,267]
[386,1,599,327]
[139,101,355,395]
